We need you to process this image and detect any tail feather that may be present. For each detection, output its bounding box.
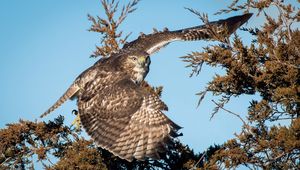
[40,83,79,118]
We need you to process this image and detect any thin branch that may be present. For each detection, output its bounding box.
[211,100,252,132]
[189,151,207,170]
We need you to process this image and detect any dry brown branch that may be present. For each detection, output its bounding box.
[88,0,140,57]
[211,100,254,135]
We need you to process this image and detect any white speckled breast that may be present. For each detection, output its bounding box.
[133,58,150,84]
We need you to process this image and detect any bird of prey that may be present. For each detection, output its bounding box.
[40,13,252,161]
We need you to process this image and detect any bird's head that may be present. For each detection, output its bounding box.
[122,51,151,84]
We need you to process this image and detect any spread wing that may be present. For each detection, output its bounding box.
[123,13,253,55]
[78,78,181,161]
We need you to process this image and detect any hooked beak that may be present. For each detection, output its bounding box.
[138,56,149,66]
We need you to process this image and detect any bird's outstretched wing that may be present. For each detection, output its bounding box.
[123,13,253,55]
[78,78,181,161]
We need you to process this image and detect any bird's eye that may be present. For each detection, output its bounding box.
[132,56,137,61]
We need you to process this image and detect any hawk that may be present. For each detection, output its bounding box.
[40,13,252,161]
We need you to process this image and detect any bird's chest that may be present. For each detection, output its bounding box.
[133,66,148,83]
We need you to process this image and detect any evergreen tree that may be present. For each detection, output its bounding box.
[1,0,299,169]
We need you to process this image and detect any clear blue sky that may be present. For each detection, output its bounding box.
[0,0,283,162]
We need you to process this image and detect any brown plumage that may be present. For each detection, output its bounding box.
[41,13,252,161]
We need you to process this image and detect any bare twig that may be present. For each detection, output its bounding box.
[211,100,253,134]
[189,151,207,170]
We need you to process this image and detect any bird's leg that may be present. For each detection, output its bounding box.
[71,109,81,131]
